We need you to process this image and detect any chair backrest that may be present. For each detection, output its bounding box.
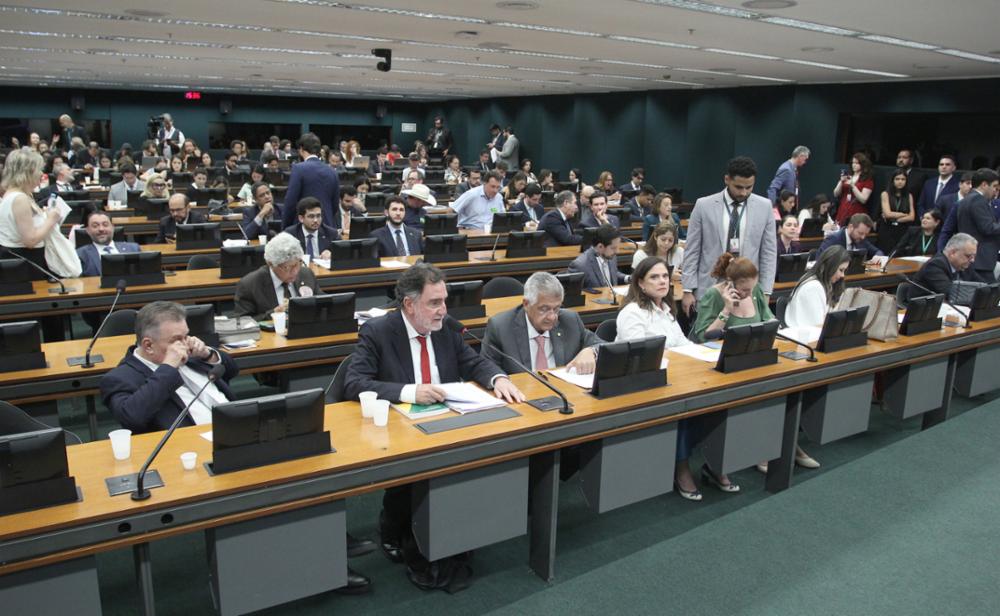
[101,309,138,338]
[595,319,617,342]
[0,400,43,436]
[325,354,353,404]
[895,281,914,309]
[775,295,790,327]
[482,276,524,299]
[187,254,218,270]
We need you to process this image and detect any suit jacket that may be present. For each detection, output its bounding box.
[899,168,926,202]
[539,209,582,247]
[59,125,87,148]
[481,306,602,374]
[454,180,477,198]
[496,134,520,170]
[623,197,649,220]
[580,210,621,229]
[156,210,207,243]
[681,190,777,298]
[281,157,340,228]
[76,242,141,277]
[371,224,423,257]
[284,222,340,255]
[99,347,238,433]
[344,310,504,402]
[233,265,320,320]
[510,199,545,223]
[817,228,883,260]
[916,175,960,217]
[330,206,368,233]
[767,160,797,205]
[569,246,627,289]
[894,227,939,257]
[955,190,1000,274]
[912,253,983,296]
[240,204,282,239]
[108,179,145,204]
[426,127,454,153]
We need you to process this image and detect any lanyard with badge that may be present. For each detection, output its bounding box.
[727,199,743,254]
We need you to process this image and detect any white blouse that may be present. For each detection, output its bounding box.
[784,279,829,328]
[632,246,684,270]
[615,301,692,349]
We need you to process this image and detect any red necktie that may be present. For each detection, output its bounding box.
[417,335,431,384]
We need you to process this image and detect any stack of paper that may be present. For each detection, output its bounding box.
[355,306,387,325]
[668,344,720,363]
[392,402,450,419]
[440,382,505,414]
[381,260,411,269]
[312,258,331,270]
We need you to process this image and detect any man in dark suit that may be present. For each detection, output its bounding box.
[539,190,583,247]
[426,116,453,156]
[510,183,545,229]
[76,210,141,277]
[454,168,482,198]
[818,213,884,259]
[331,186,367,236]
[283,196,340,260]
[371,196,422,257]
[52,114,87,152]
[233,232,320,320]
[156,194,206,243]
[623,184,656,220]
[344,263,524,575]
[580,190,621,229]
[912,233,983,296]
[916,155,960,217]
[240,182,281,239]
[366,146,388,179]
[281,132,340,228]
[955,168,1000,282]
[937,172,974,251]
[476,149,492,174]
[618,167,645,195]
[568,224,628,289]
[895,148,926,203]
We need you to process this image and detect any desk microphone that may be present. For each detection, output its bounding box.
[879,248,899,274]
[2,249,70,294]
[773,331,819,362]
[474,230,502,262]
[902,275,970,328]
[594,257,621,306]
[445,315,573,415]
[68,279,126,367]
[132,360,225,501]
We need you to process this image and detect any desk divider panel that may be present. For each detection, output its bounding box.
[800,375,874,444]
[954,345,1000,398]
[579,423,677,514]
[0,556,101,616]
[412,458,528,562]
[702,399,785,475]
[206,500,346,616]
[884,356,949,419]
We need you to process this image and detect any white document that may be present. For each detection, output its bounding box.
[355,306,387,325]
[222,239,249,247]
[200,430,213,442]
[548,357,670,391]
[900,256,932,264]
[53,195,72,223]
[439,382,505,413]
[312,258,331,269]
[381,259,411,269]
[778,326,822,343]
[668,344,721,363]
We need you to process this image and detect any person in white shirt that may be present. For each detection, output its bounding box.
[632,221,684,272]
[784,245,850,329]
[449,170,504,230]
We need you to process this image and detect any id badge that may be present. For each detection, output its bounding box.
[729,237,740,253]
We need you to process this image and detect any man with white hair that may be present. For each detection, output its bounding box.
[233,232,319,320]
[51,114,87,151]
[155,113,185,158]
[911,232,983,297]
[767,145,810,207]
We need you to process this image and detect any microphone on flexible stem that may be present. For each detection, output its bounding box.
[68,279,126,367]
[132,360,225,501]
[594,257,620,306]
[880,248,899,274]
[445,315,573,415]
[3,249,69,294]
[774,331,819,362]
[902,274,970,328]
[474,229,502,261]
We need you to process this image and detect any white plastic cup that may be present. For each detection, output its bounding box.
[272,311,287,336]
[372,400,390,427]
[109,429,132,460]
[359,391,378,418]
[484,224,492,234]
[180,451,198,471]
[258,234,268,246]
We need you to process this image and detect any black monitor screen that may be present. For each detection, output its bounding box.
[424,234,469,264]
[350,216,386,240]
[800,217,823,237]
[362,193,387,214]
[555,271,585,307]
[0,258,34,295]
[176,223,222,250]
[719,320,779,356]
[846,249,867,275]
[579,226,599,252]
[776,252,810,282]
[100,251,164,288]
[490,212,524,234]
[0,320,43,357]
[423,214,458,236]
[594,335,664,380]
[329,238,379,270]
[445,280,486,319]
[505,231,547,259]
[819,305,869,339]
[184,304,218,347]
[287,292,357,338]
[137,197,168,221]
[0,428,69,489]
[607,207,631,226]
[220,245,265,279]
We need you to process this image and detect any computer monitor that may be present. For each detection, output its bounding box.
[287,292,357,339]
[204,187,229,203]
[0,320,46,373]
[776,252,810,283]
[126,189,143,208]
[900,293,944,336]
[556,271,585,308]
[61,200,93,225]
[100,251,165,288]
[505,231,547,259]
[423,213,458,236]
[579,226,599,252]
[0,258,34,296]
[73,227,126,249]
[968,283,1000,322]
[136,197,169,221]
[209,388,331,474]
[490,211,524,234]
[607,207,631,226]
[424,234,469,264]
[445,280,485,319]
[176,223,222,250]
[349,215,386,240]
[266,220,284,238]
[540,191,555,209]
[140,155,161,170]
[184,303,218,347]
[845,249,867,275]
[714,320,780,373]
[0,428,79,515]
[816,305,870,353]
[329,237,379,270]
[168,171,193,189]
[362,192,387,214]
[592,335,666,398]
[220,245,265,279]
[799,217,824,238]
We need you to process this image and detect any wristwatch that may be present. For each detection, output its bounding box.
[717,312,729,323]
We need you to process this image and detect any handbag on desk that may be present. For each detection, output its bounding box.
[836,287,898,341]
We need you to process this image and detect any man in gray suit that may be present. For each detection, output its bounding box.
[568,224,628,290]
[107,162,145,204]
[481,271,601,375]
[233,232,319,320]
[681,156,777,315]
[494,126,519,171]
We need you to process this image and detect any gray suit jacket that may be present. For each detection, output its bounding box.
[580,210,621,229]
[682,189,777,298]
[233,265,320,320]
[497,134,519,170]
[481,305,602,374]
[568,246,627,289]
[108,179,145,204]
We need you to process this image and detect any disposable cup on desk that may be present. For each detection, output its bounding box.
[180,451,198,471]
[272,311,287,336]
[359,391,378,418]
[372,400,390,427]
[258,234,267,246]
[109,429,132,460]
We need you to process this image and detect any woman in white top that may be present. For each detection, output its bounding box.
[444,155,464,185]
[632,221,683,273]
[784,245,850,329]
[0,149,62,273]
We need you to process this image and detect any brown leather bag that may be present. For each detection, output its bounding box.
[836,287,898,341]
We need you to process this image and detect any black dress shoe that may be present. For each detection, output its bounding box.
[380,536,404,564]
[334,568,373,595]
[347,532,376,558]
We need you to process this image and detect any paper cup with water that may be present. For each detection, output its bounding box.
[372,400,390,427]
[109,429,132,460]
[359,391,378,418]
[272,311,287,336]
[180,451,198,470]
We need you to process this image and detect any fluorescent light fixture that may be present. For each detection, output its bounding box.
[784,59,848,70]
[630,0,759,19]
[848,68,910,78]
[390,69,449,76]
[349,5,486,23]
[503,49,587,60]
[519,67,582,75]
[676,67,733,75]
[285,29,393,42]
[586,73,650,81]
[492,22,603,37]
[436,59,509,68]
[598,84,632,90]
[609,35,699,49]
[758,17,860,36]
[598,59,670,69]
[858,35,938,50]
[238,45,332,55]
[936,49,1000,63]
[654,79,703,86]
[704,48,780,60]
[737,73,793,82]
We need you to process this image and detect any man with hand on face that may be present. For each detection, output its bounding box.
[241,181,280,239]
[156,194,206,243]
[234,232,319,320]
[580,190,620,229]
[284,197,340,260]
[371,196,423,257]
[333,186,366,237]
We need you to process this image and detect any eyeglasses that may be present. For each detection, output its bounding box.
[532,305,562,316]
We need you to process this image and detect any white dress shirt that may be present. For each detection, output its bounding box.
[132,349,228,425]
[526,313,555,370]
[269,268,299,307]
[388,223,411,256]
[399,312,441,403]
[721,192,750,253]
[615,301,692,349]
[784,279,829,329]
[96,241,120,255]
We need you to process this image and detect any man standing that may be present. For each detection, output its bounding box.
[682,156,777,315]
[894,148,926,202]
[937,172,974,251]
[156,194,206,243]
[426,116,453,156]
[568,224,628,289]
[284,197,340,260]
[371,196,423,257]
[767,145,810,207]
[955,168,1000,282]
[51,114,87,151]
[77,210,141,277]
[449,170,504,230]
[916,155,960,217]
[539,190,583,247]
[155,114,184,159]
[912,233,983,296]
[494,126,519,171]
[818,213,884,259]
[281,132,340,228]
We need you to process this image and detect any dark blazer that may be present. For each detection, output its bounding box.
[426,127,454,153]
[912,253,984,296]
[539,209,582,247]
[77,242,141,277]
[281,156,340,228]
[642,213,684,240]
[240,204,281,238]
[156,210,206,243]
[580,210,621,229]
[481,306,602,374]
[894,227,939,257]
[402,205,425,229]
[902,168,926,202]
[59,124,87,147]
[623,197,650,220]
[233,265,320,320]
[100,347,238,433]
[510,199,545,223]
[330,206,367,233]
[371,224,423,257]
[568,247,627,289]
[818,229,883,259]
[344,310,504,402]
[916,175,960,217]
[284,222,340,255]
[776,238,804,259]
[955,190,1000,275]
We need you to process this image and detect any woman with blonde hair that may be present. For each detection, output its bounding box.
[0,149,68,273]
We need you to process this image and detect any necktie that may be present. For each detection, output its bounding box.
[305,234,314,257]
[935,181,944,203]
[416,335,431,384]
[534,335,549,371]
[727,202,741,252]
[103,246,112,254]
[281,283,291,301]
[395,229,407,256]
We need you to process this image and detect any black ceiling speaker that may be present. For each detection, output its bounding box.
[220,99,232,115]
[372,48,392,72]
[71,95,85,111]
[375,104,387,119]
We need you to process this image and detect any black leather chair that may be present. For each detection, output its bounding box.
[482,276,524,299]
[595,319,617,342]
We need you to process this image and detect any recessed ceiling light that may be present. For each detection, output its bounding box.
[123,9,168,17]
[455,30,479,39]
[742,0,796,8]
[496,1,539,9]
[801,46,834,53]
